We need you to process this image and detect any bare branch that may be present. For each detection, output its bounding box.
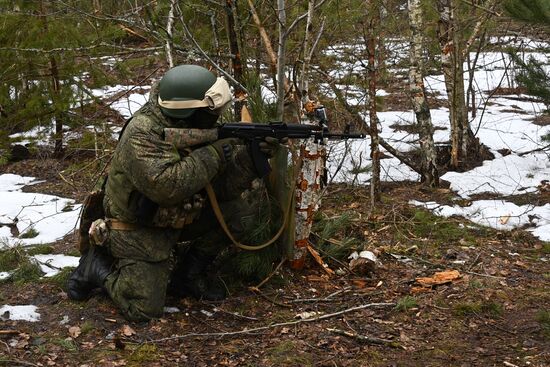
[285,0,331,38]
[173,3,248,95]
[148,302,394,343]
[0,43,163,55]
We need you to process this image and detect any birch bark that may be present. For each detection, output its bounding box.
[408,0,439,186]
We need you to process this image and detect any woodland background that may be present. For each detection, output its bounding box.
[0,1,549,366]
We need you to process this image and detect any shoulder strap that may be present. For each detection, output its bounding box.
[205,183,291,251]
[118,117,133,141]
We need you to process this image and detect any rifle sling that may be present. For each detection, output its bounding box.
[205,183,289,251]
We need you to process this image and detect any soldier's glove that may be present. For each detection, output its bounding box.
[258,137,289,158]
[211,138,240,163]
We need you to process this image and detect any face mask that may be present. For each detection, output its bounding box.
[187,108,220,129]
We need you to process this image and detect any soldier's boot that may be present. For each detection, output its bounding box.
[67,248,113,301]
[170,251,227,301]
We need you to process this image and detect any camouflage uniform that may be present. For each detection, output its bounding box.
[102,84,258,322]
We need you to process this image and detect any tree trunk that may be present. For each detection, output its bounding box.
[276,0,287,120]
[165,0,176,68]
[270,0,295,262]
[436,0,479,169]
[292,0,325,270]
[41,0,64,157]
[50,56,64,157]
[408,0,439,186]
[366,0,381,204]
[225,0,246,120]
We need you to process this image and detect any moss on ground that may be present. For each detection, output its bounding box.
[453,300,503,317]
[265,341,313,366]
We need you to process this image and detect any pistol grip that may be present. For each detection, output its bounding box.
[250,139,271,178]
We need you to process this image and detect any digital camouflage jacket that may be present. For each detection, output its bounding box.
[103,83,255,227]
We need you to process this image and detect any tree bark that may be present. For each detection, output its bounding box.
[292,0,325,270]
[408,0,439,186]
[366,0,381,204]
[225,0,246,120]
[41,0,64,157]
[276,0,287,120]
[165,0,176,68]
[436,0,486,170]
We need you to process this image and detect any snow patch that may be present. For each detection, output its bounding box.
[32,254,80,277]
[0,305,40,322]
[0,174,81,249]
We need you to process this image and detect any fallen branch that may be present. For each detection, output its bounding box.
[249,288,292,308]
[0,359,40,367]
[251,258,286,290]
[464,271,506,280]
[326,327,398,347]
[149,302,394,344]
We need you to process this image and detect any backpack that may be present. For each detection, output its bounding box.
[77,118,132,254]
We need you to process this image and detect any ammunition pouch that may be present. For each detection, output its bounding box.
[152,194,204,228]
[128,190,204,229]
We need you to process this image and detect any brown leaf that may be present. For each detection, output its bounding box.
[307,245,335,276]
[351,279,367,288]
[121,324,136,337]
[416,270,461,287]
[68,326,81,339]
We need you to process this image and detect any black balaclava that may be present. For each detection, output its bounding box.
[186,108,220,129]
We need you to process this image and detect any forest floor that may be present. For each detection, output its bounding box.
[1,156,549,367]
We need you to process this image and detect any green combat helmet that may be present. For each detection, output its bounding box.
[158,64,232,119]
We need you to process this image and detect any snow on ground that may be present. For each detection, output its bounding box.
[0,304,40,322]
[31,254,80,277]
[411,200,550,242]
[0,174,81,249]
[442,153,550,198]
[322,44,550,242]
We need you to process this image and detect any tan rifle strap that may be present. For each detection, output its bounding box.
[205,183,289,251]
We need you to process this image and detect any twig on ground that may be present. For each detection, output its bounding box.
[464,271,506,280]
[326,327,398,347]
[0,359,40,367]
[249,288,292,308]
[149,302,395,344]
[326,286,353,299]
[213,308,259,321]
[251,258,286,290]
[288,286,353,303]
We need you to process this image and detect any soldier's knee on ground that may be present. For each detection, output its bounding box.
[103,258,173,322]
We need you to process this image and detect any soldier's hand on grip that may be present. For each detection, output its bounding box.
[212,138,240,163]
[258,137,288,158]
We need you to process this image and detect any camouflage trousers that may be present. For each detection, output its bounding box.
[103,191,261,322]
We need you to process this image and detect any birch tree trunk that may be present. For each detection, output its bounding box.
[293,0,326,270]
[165,0,176,68]
[408,0,439,186]
[366,0,381,204]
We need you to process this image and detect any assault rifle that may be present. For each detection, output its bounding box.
[164,122,365,176]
